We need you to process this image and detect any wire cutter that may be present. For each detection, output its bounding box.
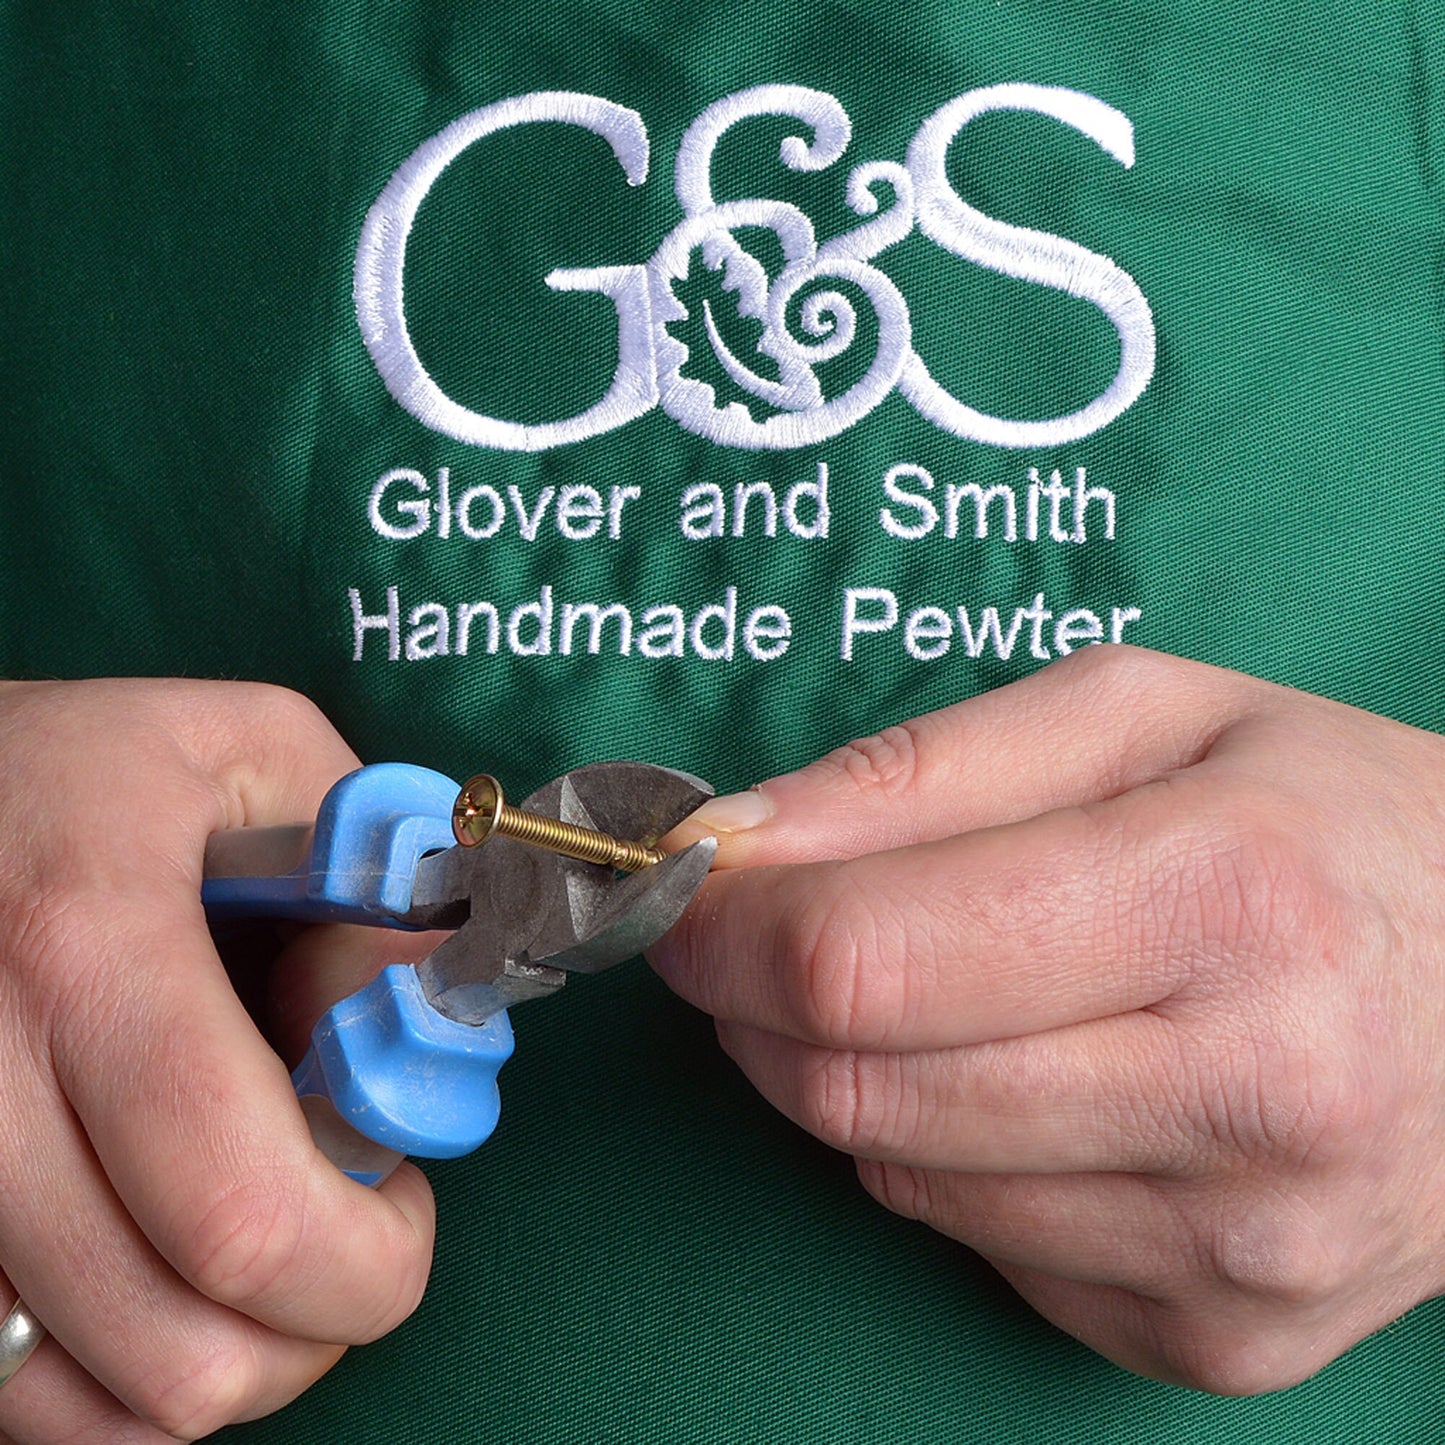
[202,761,715,1185]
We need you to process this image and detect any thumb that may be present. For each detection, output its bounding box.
[665,648,1258,868]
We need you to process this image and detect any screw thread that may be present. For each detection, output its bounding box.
[495,804,665,873]
[452,773,666,872]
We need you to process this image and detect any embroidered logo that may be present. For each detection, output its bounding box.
[355,84,1155,452]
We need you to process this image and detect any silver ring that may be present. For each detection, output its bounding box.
[0,1298,45,1390]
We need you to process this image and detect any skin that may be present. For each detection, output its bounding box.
[652,645,1445,1395]
[0,680,435,1443]
[2,649,1441,1432]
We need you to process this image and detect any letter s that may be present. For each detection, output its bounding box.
[899,84,1156,448]
[354,93,656,451]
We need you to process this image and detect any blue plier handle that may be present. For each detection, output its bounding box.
[202,762,714,1185]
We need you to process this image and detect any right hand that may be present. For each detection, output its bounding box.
[0,679,435,1442]
[652,648,1445,1394]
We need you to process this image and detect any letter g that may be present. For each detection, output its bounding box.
[354,93,657,451]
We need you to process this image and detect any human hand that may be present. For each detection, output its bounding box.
[653,647,1445,1395]
[0,680,434,1442]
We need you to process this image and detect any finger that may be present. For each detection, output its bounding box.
[0,1046,349,1438]
[0,684,373,1434]
[268,924,451,1066]
[0,680,361,852]
[872,1167,1408,1396]
[855,1162,1187,1297]
[665,647,1264,866]
[26,684,437,1344]
[165,680,364,831]
[653,773,1244,1049]
[715,1011,1201,1174]
[48,898,437,1343]
[982,1265,1170,1384]
[989,1263,1368,1396]
[0,1314,158,1445]
[0,1336,342,1444]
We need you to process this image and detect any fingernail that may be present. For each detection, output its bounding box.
[686,787,773,834]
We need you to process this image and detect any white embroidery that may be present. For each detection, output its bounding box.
[638,607,686,658]
[731,481,779,537]
[358,85,1155,451]
[677,462,830,539]
[648,198,912,448]
[905,605,953,660]
[1109,606,1142,641]
[744,605,793,659]
[674,85,852,219]
[456,487,505,540]
[367,469,641,541]
[349,584,793,661]
[354,93,655,453]
[840,587,898,660]
[368,468,431,541]
[351,582,1131,665]
[1055,608,1104,650]
[559,601,634,654]
[878,464,938,540]
[817,161,916,264]
[458,602,500,653]
[406,602,450,660]
[840,586,1142,661]
[507,585,554,656]
[351,585,400,661]
[879,464,1114,543]
[901,85,1156,448]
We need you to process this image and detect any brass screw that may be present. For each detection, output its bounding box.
[451,774,667,873]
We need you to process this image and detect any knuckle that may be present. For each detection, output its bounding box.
[1140,797,1328,993]
[806,721,924,799]
[193,681,346,804]
[5,887,120,1056]
[1203,1200,1351,1309]
[1156,1320,1312,1397]
[778,877,909,1046]
[244,681,333,738]
[229,682,339,763]
[1241,1041,1377,1173]
[125,1336,258,1440]
[45,1411,192,1445]
[1167,817,1385,1173]
[855,1158,931,1222]
[1197,813,1330,970]
[1194,1044,1369,1182]
[176,1176,307,1311]
[177,1173,429,1344]
[797,1049,909,1157]
[1050,639,1175,699]
[5,887,84,1009]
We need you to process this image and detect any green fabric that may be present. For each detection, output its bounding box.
[3,0,1444,1438]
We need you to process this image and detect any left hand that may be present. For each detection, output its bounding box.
[651,646,1445,1395]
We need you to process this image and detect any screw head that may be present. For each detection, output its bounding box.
[453,774,504,848]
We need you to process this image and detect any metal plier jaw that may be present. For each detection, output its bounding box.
[203,762,715,1185]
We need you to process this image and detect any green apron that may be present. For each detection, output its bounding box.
[2,1,1442,1438]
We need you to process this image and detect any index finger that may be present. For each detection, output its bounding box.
[652,764,1265,1050]
[663,647,1265,868]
